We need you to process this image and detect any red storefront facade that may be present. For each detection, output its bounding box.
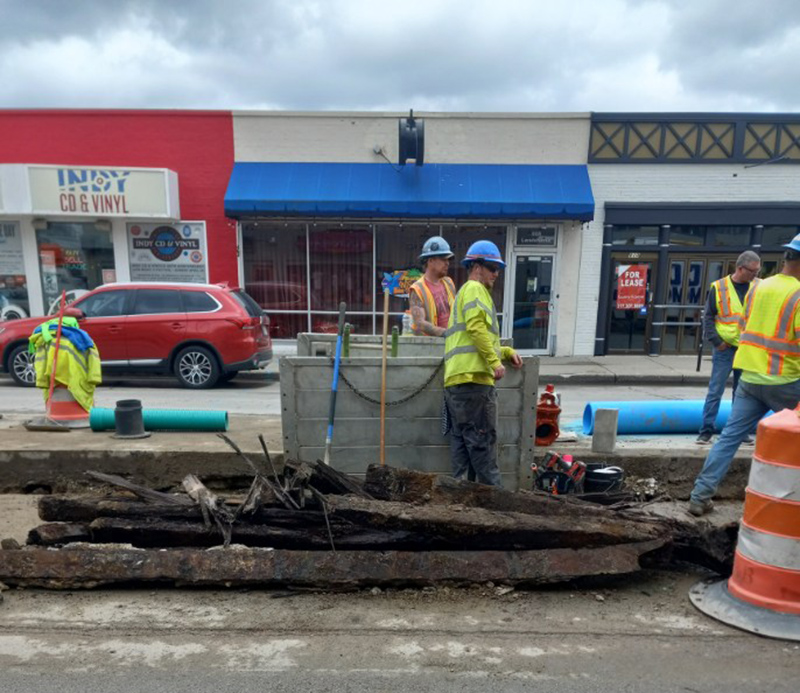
[0,110,237,318]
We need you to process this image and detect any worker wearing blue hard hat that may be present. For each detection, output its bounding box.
[408,236,456,337]
[442,240,521,487]
[689,232,800,516]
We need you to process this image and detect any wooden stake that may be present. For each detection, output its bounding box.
[380,291,389,466]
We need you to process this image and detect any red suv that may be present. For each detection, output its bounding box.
[0,282,272,389]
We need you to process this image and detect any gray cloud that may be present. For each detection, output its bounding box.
[0,0,797,111]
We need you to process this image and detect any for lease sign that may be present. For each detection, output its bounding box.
[616,264,648,310]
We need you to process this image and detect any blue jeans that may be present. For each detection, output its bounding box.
[699,346,740,436]
[691,379,800,503]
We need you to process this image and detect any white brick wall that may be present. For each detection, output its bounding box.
[574,164,800,355]
[233,111,591,164]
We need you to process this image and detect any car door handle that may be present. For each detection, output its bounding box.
[170,322,185,329]
[108,325,122,333]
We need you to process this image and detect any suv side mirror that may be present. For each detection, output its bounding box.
[64,306,85,320]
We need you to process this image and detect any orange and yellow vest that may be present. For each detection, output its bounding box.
[734,274,800,378]
[712,275,758,347]
[409,276,456,333]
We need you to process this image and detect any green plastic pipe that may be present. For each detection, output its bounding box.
[90,408,229,432]
[391,325,399,357]
[342,323,351,358]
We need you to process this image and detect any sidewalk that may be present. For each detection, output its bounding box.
[539,354,713,385]
[270,340,713,385]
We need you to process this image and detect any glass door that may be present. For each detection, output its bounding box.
[607,252,658,353]
[509,254,554,354]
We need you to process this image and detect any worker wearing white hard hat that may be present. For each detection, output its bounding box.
[408,236,457,337]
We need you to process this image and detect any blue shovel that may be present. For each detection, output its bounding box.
[322,302,347,465]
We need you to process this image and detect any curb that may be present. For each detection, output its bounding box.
[542,374,711,385]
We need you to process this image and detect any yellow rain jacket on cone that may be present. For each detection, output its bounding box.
[30,321,102,412]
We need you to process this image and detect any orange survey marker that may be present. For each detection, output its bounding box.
[690,404,800,640]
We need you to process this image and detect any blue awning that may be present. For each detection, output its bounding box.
[224,162,594,220]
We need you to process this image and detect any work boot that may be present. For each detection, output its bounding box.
[742,435,755,446]
[688,499,714,517]
[695,432,713,445]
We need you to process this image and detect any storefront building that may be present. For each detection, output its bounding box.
[6,109,798,359]
[0,110,236,319]
[583,113,800,356]
[226,112,595,354]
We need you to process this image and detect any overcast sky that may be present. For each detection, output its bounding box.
[1,0,799,113]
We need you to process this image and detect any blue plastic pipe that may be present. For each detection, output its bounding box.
[582,400,732,435]
[90,408,229,432]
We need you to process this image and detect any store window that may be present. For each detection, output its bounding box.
[309,223,373,313]
[242,222,309,338]
[670,226,706,246]
[762,226,798,247]
[707,226,751,247]
[0,221,29,320]
[610,225,659,246]
[240,220,510,338]
[36,222,114,313]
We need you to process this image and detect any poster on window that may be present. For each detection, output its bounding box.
[0,221,23,275]
[381,268,422,297]
[616,264,648,310]
[127,222,208,283]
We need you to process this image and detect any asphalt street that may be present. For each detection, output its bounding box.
[1,573,797,693]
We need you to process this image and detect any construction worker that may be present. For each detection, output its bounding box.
[408,236,456,336]
[689,233,800,516]
[696,250,762,445]
[444,240,522,487]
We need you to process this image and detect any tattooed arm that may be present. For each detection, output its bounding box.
[409,290,445,337]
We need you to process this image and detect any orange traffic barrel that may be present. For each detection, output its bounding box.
[48,385,91,428]
[690,406,800,641]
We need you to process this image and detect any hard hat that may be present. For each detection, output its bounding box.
[461,240,506,268]
[419,236,454,260]
[784,232,800,253]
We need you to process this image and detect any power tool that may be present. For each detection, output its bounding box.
[531,450,586,495]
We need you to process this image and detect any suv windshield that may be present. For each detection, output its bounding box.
[231,289,263,318]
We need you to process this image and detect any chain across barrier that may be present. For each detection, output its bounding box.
[335,359,444,407]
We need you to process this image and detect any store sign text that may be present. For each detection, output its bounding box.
[57,168,131,214]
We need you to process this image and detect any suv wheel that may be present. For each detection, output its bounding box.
[9,344,36,387]
[174,346,220,389]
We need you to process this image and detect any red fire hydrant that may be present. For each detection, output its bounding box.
[535,383,561,446]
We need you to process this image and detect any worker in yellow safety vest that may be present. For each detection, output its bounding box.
[689,234,800,516]
[408,236,457,336]
[696,250,761,445]
[443,240,521,487]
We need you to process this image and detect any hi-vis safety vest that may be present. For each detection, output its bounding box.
[734,274,800,378]
[712,275,757,346]
[444,280,501,382]
[409,276,456,332]
[32,334,102,412]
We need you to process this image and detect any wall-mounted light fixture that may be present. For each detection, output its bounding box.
[94,219,112,232]
[31,218,48,231]
[398,109,424,166]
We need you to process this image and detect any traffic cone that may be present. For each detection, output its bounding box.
[47,385,91,428]
[689,406,800,641]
